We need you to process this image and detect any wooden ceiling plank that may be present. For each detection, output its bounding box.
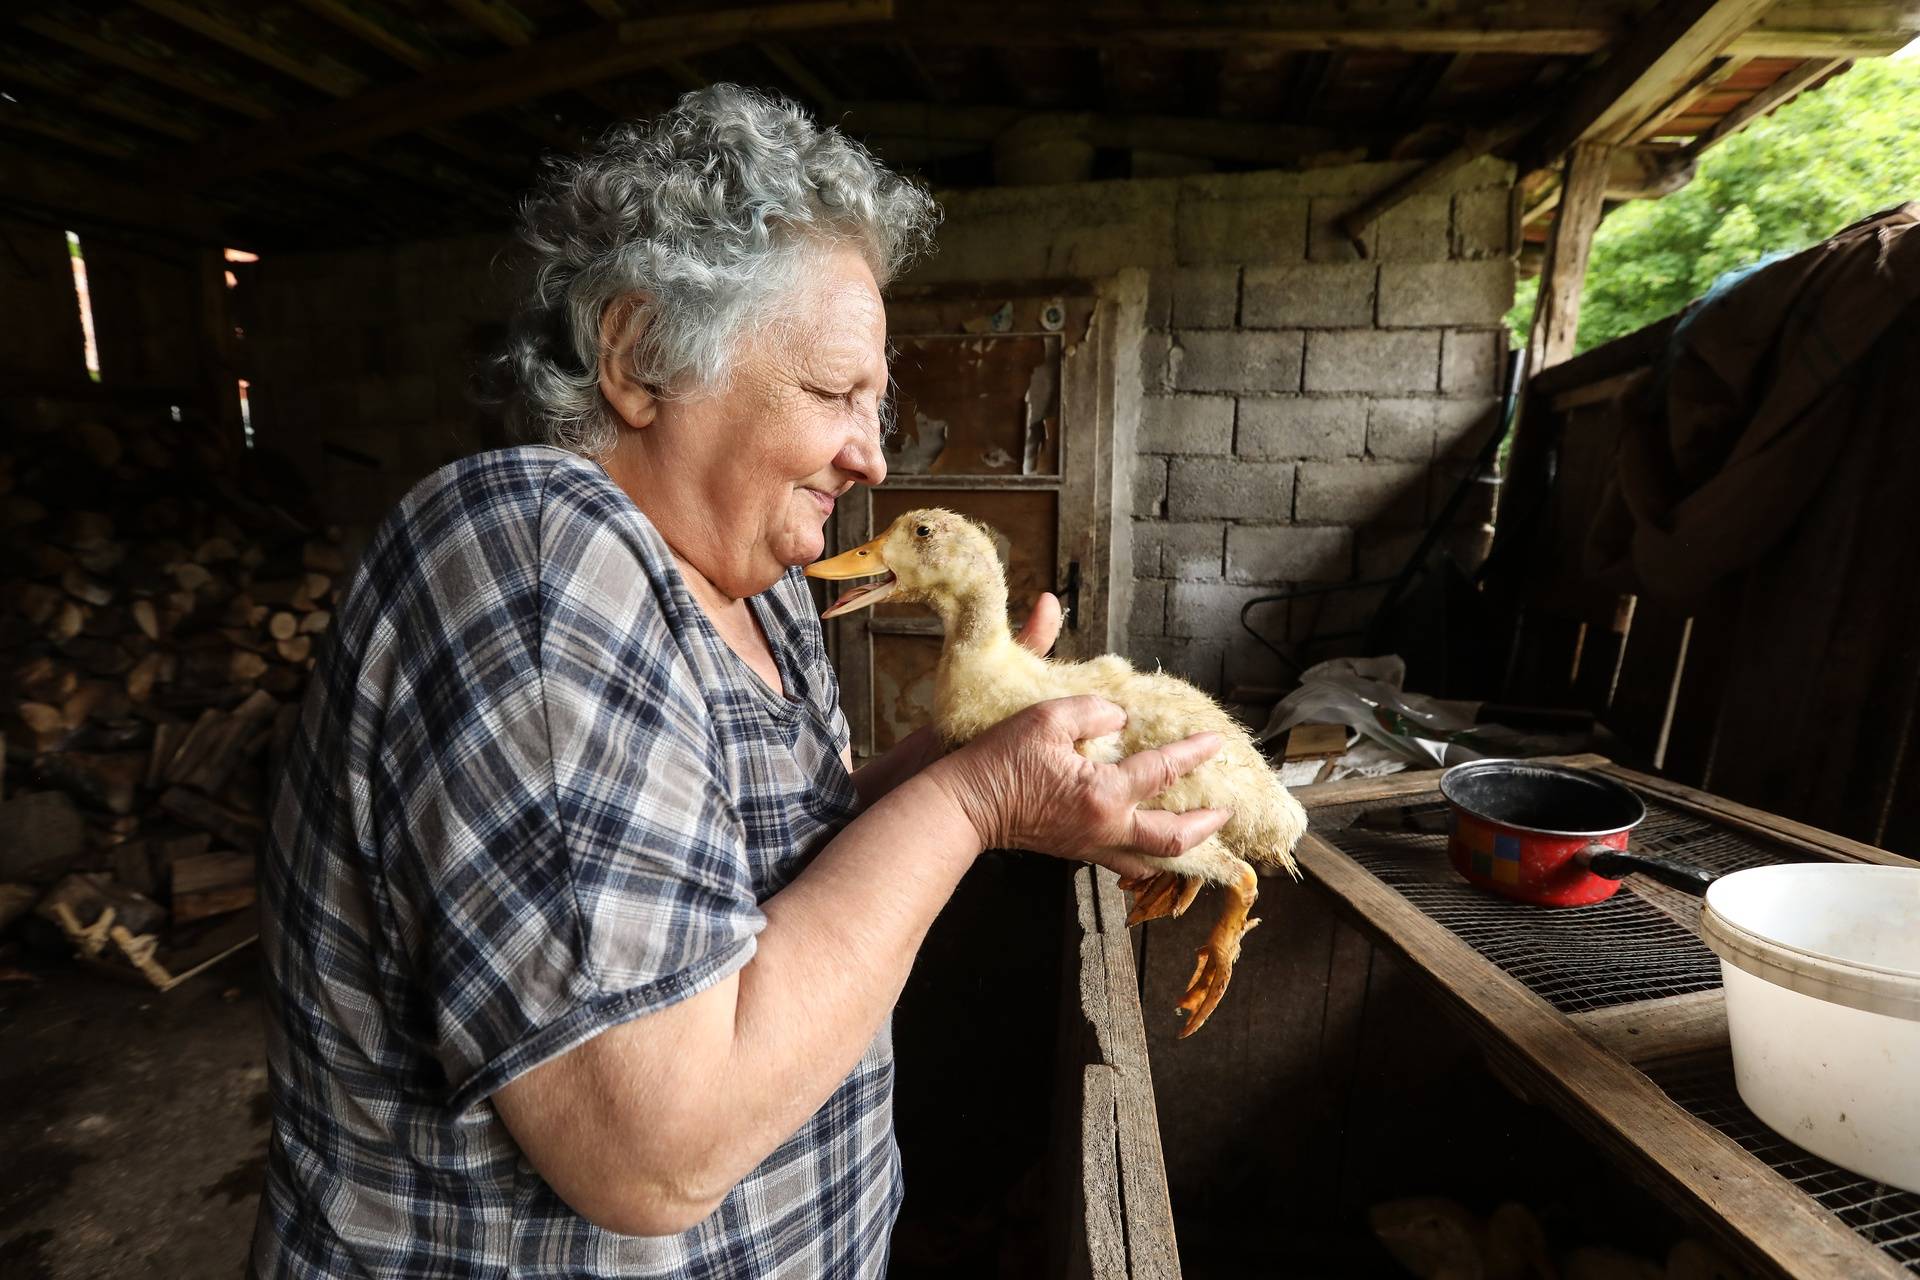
[1624,55,1750,144]
[0,44,209,142]
[1683,56,1849,155]
[173,0,891,185]
[129,0,372,97]
[292,0,440,70]
[445,0,540,47]
[17,14,278,120]
[0,108,140,160]
[1518,0,1776,169]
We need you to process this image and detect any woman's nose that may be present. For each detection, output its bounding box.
[837,425,887,488]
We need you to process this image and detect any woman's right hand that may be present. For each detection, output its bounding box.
[926,695,1231,879]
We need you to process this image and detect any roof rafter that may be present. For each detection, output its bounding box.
[170,0,892,186]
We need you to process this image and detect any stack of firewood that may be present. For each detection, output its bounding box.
[0,406,346,988]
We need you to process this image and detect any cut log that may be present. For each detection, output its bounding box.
[275,635,311,664]
[171,562,214,593]
[268,611,298,641]
[158,785,265,851]
[35,751,146,815]
[18,582,64,625]
[170,850,257,924]
[131,598,161,640]
[230,651,270,683]
[62,567,114,607]
[0,791,87,881]
[49,600,85,642]
[0,882,37,933]
[298,609,331,634]
[302,540,346,575]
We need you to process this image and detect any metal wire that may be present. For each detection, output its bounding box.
[1650,1058,1920,1272]
[1311,789,1919,1273]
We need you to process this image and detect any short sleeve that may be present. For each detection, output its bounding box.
[375,458,764,1113]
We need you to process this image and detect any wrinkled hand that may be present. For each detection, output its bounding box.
[929,695,1231,879]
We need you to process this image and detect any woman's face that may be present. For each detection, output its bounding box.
[605,243,891,601]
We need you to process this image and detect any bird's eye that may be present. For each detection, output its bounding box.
[915,524,932,538]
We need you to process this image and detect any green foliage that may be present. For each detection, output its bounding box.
[1506,57,1920,352]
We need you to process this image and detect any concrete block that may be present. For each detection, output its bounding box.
[1367,398,1501,462]
[1241,263,1376,329]
[1358,528,1427,578]
[1296,461,1428,526]
[1434,398,1505,458]
[1308,196,1378,262]
[1169,266,1241,328]
[1139,395,1234,455]
[1453,187,1514,260]
[1130,636,1224,692]
[1144,269,1174,330]
[1129,577,1168,636]
[1140,332,1174,393]
[1167,458,1295,521]
[1225,628,1294,691]
[1133,519,1166,575]
[1376,194,1452,262]
[1227,525,1354,583]
[1378,260,1515,327]
[1430,463,1502,528]
[1441,329,1507,396]
[1236,397,1366,461]
[1304,330,1439,394]
[1133,457,1168,518]
[1161,522,1226,580]
[1176,193,1308,266]
[1168,331,1304,393]
[1048,206,1179,276]
[1167,581,1281,640]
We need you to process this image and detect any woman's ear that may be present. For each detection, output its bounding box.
[597,295,657,431]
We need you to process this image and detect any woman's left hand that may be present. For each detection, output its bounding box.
[847,592,1062,804]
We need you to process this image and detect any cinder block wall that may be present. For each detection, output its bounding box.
[907,158,1517,695]
[246,235,522,552]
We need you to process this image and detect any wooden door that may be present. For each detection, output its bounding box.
[823,283,1120,759]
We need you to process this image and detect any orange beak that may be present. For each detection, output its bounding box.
[806,534,897,618]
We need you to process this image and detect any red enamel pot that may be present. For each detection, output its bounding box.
[1437,760,1715,906]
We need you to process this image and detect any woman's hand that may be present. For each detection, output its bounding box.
[848,592,1065,806]
[927,695,1231,879]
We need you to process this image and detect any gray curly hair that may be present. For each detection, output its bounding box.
[497,83,940,459]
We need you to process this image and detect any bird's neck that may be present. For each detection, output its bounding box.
[932,577,1014,652]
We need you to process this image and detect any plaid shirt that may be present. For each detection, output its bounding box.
[252,446,900,1277]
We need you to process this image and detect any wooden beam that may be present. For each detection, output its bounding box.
[871,2,1920,58]
[840,100,1353,164]
[172,0,889,185]
[1531,140,1611,370]
[1683,57,1849,155]
[1624,55,1749,144]
[292,0,441,71]
[1518,0,1776,167]
[1336,109,1540,256]
[0,43,211,143]
[17,14,278,120]
[445,0,541,47]
[129,0,371,98]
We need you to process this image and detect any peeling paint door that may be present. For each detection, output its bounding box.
[822,285,1120,759]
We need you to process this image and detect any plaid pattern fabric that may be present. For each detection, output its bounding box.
[252,446,898,1278]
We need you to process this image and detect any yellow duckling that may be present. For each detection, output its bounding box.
[808,508,1307,1036]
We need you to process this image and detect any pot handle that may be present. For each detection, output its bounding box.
[1581,844,1716,896]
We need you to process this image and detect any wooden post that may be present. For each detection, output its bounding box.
[1530,140,1611,371]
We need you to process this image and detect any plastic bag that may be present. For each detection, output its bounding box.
[1259,656,1582,768]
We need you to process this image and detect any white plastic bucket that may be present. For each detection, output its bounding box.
[1699,863,1920,1193]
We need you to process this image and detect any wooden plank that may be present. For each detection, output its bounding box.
[174,1,893,184]
[1293,754,1613,809]
[170,850,257,924]
[1297,831,1911,1280]
[1336,109,1541,256]
[1683,57,1848,155]
[1080,1063,1128,1279]
[1533,140,1611,369]
[1092,869,1181,1278]
[1598,762,1920,870]
[1625,55,1751,144]
[1519,0,1777,164]
[1571,989,1728,1066]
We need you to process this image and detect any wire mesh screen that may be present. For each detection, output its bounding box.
[1307,788,1816,1016]
[1650,1057,1920,1273]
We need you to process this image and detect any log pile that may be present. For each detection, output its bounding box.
[1,403,345,988]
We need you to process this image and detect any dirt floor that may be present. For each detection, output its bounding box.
[0,949,266,1280]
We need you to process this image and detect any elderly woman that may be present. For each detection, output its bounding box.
[253,85,1228,1277]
